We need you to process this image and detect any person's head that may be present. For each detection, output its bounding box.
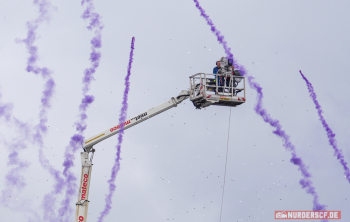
[231,65,235,70]
[216,61,221,68]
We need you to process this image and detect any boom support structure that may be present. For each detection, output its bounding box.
[75,90,189,222]
[75,152,94,222]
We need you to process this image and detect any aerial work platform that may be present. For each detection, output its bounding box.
[75,56,246,222]
[189,56,246,109]
[189,72,246,109]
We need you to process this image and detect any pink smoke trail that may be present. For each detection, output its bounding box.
[97,37,135,222]
[192,0,327,213]
[58,0,103,221]
[299,70,350,183]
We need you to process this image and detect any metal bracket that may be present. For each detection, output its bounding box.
[171,97,177,107]
[90,148,95,163]
[76,199,90,206]
[81,152,92,167]
[84,146,92,153]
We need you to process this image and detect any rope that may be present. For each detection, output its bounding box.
[219,107,232,222]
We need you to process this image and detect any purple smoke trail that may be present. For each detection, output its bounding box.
[0,93,13,121]
[300,70,350,182]
[58,1,103,220]
[17,1,66,220]
[0,96,20,207]
[1,123,31,208]
[0,1,59,220]
[20,0,56,171]
[193,0,327,212]
[97,37,135,222]
[0,93,41,220]
[1,1,58,219]
[21,0,56,166]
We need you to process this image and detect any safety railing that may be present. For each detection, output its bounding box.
[189,73,246,101]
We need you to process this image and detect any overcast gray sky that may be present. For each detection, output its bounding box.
[0,0,349,221]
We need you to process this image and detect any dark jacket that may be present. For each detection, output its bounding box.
[213,67,224,85]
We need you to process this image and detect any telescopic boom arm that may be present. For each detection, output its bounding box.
[83,90,190,152]
[74,90,189,222]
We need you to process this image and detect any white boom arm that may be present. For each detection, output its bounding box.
[75,90,189,222]
[82,90,189,151]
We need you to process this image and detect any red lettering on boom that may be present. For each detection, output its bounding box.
[110,120,131,132]
[81,174,89,200]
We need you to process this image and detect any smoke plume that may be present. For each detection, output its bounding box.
[97,37,135,222]
[300,70,350,183]
[193,0,327,212]
[2,0,63,220]
[58,0,103,221]
[0,91,41,219]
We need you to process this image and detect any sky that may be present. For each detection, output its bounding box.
[0,0,349,221]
